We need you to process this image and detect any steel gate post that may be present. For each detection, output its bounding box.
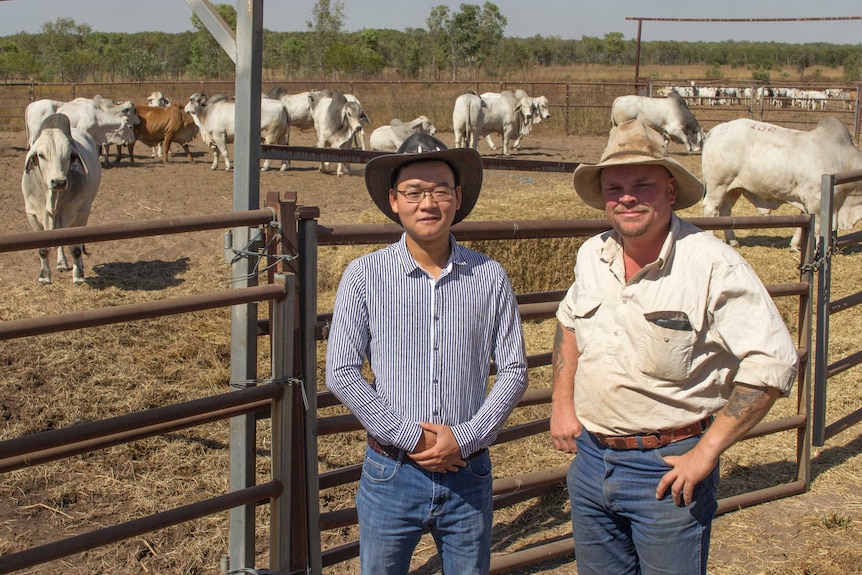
[813,174,835,446]
[298,209,323,574]
[270,273,296,573]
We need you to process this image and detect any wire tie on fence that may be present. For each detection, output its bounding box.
[279,375,309,411]
[231,377,308,409]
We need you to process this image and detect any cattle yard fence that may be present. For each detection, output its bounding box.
[0,199,303,574]
[813,168,862,446]
[0,79,859,141]
[0,185,815,573]
[303,211,815,573]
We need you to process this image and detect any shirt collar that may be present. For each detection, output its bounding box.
[395,233,465,275]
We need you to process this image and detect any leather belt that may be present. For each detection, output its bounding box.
[594,418,712,451]
[367,435,487,461]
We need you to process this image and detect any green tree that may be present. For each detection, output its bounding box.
[189,3,236,79]
[426,5,450,79]
[322,41,357,78]
[843,52,862,83]
[603,32,626,64]
[281,36,308,79]
[0,40,39,80]
[307,0,345,69]
[795,49,813,81]
[40,18,95,81]
[444,2,507,80]
[120,48,166,81]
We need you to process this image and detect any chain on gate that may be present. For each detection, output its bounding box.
[798,234,842,274]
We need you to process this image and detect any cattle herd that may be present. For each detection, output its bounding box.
[17,84,862,283]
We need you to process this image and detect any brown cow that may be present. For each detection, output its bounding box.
[128,104,198,163]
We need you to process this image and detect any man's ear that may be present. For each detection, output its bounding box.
[389,189,400,216]
[667,177,678,205]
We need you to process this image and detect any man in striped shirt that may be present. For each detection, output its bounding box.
[326,133,529,574]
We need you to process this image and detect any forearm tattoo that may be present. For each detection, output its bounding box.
[724,386,769,420]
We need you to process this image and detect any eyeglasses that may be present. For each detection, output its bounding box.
[395,186,456,203]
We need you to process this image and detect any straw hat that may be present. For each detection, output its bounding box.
[364,133,483,225]
[573,120,703,210]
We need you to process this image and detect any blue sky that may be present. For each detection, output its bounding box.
[2,0,861,44]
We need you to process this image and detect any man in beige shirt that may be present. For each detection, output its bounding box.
[551,120,798,575]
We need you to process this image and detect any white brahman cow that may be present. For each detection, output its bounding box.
[265,86,315,132]
[478,90,530,156]
[702,117,862,251]
[509,89,551,149]
[611,91,704,153]
[184,92,289,172]
[452,90,486,150]
[77,95,141,164]
[309,89,365,176]
[22,113,102,284]
[344,93,371,151]
[369,116,437,152]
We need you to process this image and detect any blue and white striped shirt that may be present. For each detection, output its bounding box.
[325,233,528,458]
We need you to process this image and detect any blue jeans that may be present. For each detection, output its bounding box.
[356,446,493,575]
[567,431,719,575]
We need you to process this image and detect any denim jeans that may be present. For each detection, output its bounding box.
[356,446,493,575]
[567,430,719,575]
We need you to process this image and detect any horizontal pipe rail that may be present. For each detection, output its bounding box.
[261,144,581,173]
[827,349,862,379]
[745,414,807,440]
[836,229,862,250]
[0,482,282,575]
[716,479,807,515]
[0,209,276,252]
[315,216,811,246]
[0,383,283,473]
[830,290,862,314]
[489,538,575,575]
[831,168,862,186]
[824,406,862,441]
[0,281,288,340]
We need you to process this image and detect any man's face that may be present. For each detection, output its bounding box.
[600,164,677,241]
[389,161,462,243]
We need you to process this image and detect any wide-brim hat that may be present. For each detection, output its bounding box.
[365,133,483,225]
[573,120,703,211]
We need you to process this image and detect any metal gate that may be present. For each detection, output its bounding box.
[813,169,862,446]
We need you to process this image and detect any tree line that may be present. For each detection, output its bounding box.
[1,1,860,85]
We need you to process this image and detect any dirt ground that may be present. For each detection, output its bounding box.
[2,127,862,574]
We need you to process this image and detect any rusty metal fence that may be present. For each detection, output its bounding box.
[0,203,301,574]
[299,210,815,573]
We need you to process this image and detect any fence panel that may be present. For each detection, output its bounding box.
[0,205,301,573]
[813,169,862,445]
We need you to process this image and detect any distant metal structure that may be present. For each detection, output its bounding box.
[627,16,862,82]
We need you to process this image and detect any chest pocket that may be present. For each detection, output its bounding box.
[636,311,696,381]
[572,296,602,355]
